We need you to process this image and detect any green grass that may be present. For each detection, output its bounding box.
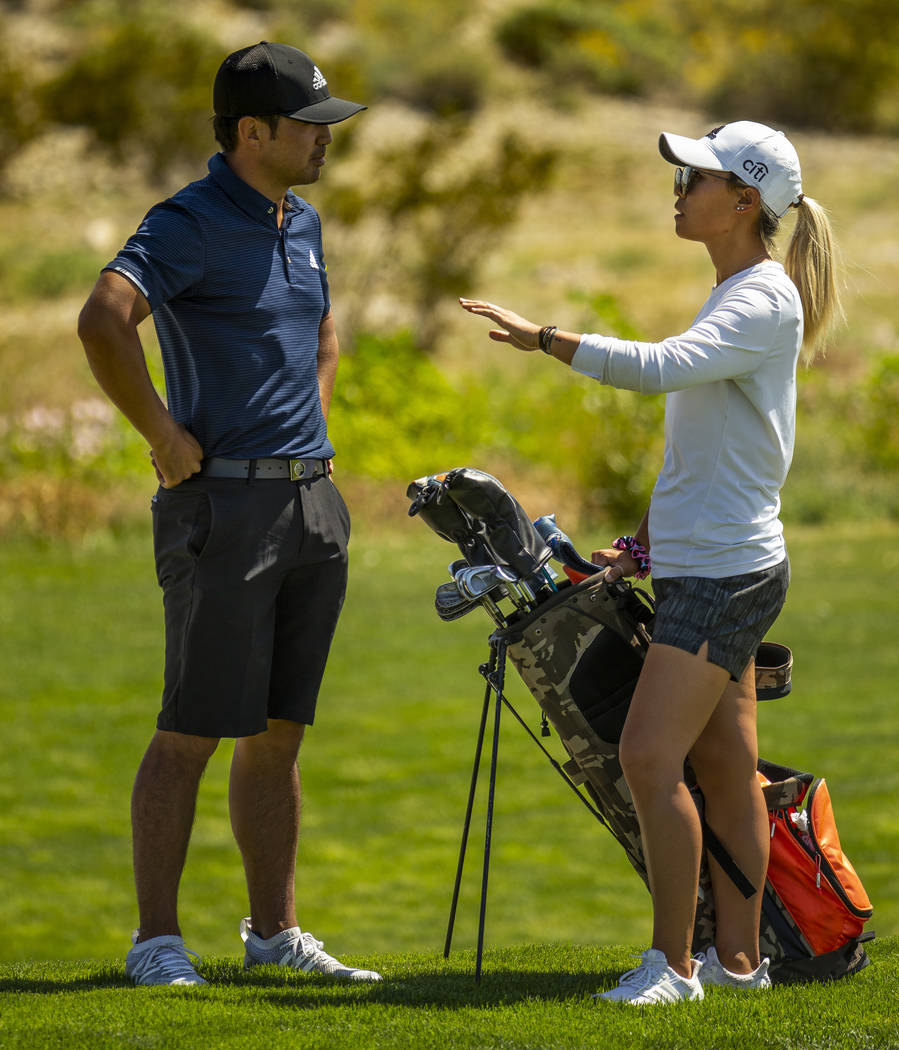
[0,515,897,1050]
[0,939,896,1050]
[1,513,895,967]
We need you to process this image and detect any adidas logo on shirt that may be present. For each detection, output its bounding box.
[308,249,319,270]
[312,66,327,90]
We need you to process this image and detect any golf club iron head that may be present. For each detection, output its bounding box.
[434,581,482,621]
[455,564,509,601]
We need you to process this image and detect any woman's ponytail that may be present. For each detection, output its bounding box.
[783,196,843,359]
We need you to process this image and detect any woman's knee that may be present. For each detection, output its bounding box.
[690,741,757,801]
[619,725,681,797]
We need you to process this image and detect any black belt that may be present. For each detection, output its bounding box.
[199,457,328,480]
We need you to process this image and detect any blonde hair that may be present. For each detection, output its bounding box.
[759,196,843,359]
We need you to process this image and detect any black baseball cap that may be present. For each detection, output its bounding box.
[213,41,366,125]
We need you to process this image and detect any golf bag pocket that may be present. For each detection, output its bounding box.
[761,764,873,960]
[568,622,647,744]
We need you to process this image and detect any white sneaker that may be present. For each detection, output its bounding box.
[125,932,207,986]
[595,948,704,1005]
[240,918,382,982]
[695,946,771,989]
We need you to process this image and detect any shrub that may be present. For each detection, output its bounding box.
[779,364,899,525]
[327,313,663,528]
[857,354,899,471]
[0,399,151,483]
[0,33,41,166]
[276,0,493,118]
[0,246,109,301]
[496,0,899,135]
[328,329,492,481]
[38,11,222,179]
[694,0,899,134]
[0,397,155,538]
[321,120,555,351]
[496,0,683,99]
[382,53,489,119]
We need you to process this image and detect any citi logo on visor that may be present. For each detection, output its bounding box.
[743,158,769,182]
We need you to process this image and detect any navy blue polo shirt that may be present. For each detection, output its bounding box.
[105,153,335,460]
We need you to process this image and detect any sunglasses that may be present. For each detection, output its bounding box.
[673,165,732,198]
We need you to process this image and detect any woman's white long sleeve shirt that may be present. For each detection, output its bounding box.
[571,261,803,578]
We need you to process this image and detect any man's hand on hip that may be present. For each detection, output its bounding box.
[150,424,204,488]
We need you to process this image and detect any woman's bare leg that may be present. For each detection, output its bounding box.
[618,642,730,977]
[689,659,769,973]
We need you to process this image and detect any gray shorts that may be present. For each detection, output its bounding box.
[151,473,350,737]
[651,558,790,681]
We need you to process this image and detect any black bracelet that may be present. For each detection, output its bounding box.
[539,326,557,354]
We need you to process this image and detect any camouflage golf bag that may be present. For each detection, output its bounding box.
[408,467,874,984]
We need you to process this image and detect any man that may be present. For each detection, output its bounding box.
[78,41,379,986]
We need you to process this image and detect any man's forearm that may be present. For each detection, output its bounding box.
[78,273,203,487]
[78,273,177,448]
[80,317,175,447]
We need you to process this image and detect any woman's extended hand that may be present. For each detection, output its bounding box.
[459,298,541,351]
[590,547,638,583]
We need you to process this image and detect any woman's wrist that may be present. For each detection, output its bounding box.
[536,327,580,364]
[612,535,651,579]
[538,326,557,354]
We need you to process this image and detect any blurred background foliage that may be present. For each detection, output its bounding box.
[496,0,899,133]
[1,0,898,539]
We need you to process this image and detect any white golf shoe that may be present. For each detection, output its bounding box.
[240,918,382,982]
[125,932,207,986]
[595,948,704,1005]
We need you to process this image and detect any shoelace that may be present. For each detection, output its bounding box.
[131,942,203,982]
[298,931,326,957]
[274,931,331,969]
[617,955,668,991]
[293,933,347,974]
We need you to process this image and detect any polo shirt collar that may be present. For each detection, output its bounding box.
[207,153,305,224]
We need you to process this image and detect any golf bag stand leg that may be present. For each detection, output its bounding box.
[443,635,507,982]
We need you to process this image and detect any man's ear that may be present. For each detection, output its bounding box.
[237,116,265,148]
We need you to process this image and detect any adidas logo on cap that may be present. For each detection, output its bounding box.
[312,66,327,90]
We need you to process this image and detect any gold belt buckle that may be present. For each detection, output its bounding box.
[288,459,307,480]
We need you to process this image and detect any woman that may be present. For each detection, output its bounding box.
[460,121,841,1005]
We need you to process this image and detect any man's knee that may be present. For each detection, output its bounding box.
[148,728,220,769]
[234,719,305,767]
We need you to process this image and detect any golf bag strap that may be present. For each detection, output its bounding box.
[702,821,757,900]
